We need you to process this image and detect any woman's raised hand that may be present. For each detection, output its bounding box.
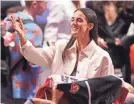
[10,16,27,46]
[10,16,24,36]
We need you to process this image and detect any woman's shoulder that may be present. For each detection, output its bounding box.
[55,39,69,47]
[54,39,69,50]
[96,45,111,58]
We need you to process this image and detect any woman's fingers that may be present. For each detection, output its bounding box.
[10,16,18,31]
[18,16,24,30]
[10,16,16,25]
[10,16,23,33]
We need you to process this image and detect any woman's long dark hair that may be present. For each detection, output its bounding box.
[62,8,98,62]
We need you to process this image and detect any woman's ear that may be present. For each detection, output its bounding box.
[87,23,94,30]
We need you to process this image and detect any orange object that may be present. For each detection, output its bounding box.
[130,44,134,73]
[114,87,128,104]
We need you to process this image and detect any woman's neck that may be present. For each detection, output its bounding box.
[76,34,90,52]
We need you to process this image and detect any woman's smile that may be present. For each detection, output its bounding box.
[72,27,79,31]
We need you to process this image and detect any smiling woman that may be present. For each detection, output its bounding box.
[10,7,114,80]
[10,7,114,103]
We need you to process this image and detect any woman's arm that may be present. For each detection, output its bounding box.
[100,53,115,76]
[20,40,55,69]
[10,16,55,69]
[10,16,27,46]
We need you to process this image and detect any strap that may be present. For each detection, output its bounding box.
[9,58,23,73]
[6,18,34,24]
[9,57,27,82]
[6,19,34,33]
[22,19,34,24]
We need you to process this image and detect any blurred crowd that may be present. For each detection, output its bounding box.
[1,0,134,104]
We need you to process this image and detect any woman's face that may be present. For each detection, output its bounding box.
[71,10,89,38]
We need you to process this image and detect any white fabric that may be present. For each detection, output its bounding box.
[127,23,134,36]
[20,39,114,78]
[43,1,76,46]
[49,74,85,84]
[24,100,34,104]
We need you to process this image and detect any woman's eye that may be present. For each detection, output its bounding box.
[77,19,83,22]
[71,19,74,22]
[71,18,83,22]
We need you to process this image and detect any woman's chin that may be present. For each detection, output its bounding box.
[71,32,78,37]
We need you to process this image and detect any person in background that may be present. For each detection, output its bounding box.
[1,2,22,103]
[42,0,87,46]
[6,6,25,16]
[1,1,47,104]
[121,22,134,50]
[97,1,131,84]
[125,23,134,80]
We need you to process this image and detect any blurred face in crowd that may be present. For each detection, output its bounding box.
[31,1,47,15]
[71,10,90,39]
[103,2,117,18]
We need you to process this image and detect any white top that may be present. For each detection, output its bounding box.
[20,39,114,79]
